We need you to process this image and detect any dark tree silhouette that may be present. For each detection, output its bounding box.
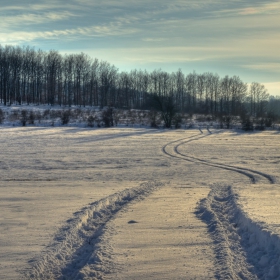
[0,44,278,129]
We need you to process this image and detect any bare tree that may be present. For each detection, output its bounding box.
[250,82,269,117]
[0,44,275,128]
[152,94,177,128]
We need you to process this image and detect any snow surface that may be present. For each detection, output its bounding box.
[0,125,279,279]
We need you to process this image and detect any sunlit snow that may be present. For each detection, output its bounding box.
[0,125,279,279]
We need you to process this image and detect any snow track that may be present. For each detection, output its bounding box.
[197,185,280,279]
[175,141,275,184]
[163,130,278,279]
[162,130,274,184]
[24,181,163,280]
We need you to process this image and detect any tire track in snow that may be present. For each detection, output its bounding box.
[24,181,163,280]
[163,130,278,279]
[175,140,274,184]
[162,130,274,184]
[197,184,280,279]
[197,185,257,279]
[162,132,205,160]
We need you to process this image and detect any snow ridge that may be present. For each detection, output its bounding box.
[197,185,280,279]
[24,181,163,280]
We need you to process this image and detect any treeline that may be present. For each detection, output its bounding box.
[0,45,279,119]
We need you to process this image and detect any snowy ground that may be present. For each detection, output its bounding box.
[0,126,279,279]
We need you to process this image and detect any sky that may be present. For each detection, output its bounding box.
[1,0,280,96]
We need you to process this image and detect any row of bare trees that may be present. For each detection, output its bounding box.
[0,45,279,119]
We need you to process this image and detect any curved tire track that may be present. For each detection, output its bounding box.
[175,139,274,184]
[162,130,274,184]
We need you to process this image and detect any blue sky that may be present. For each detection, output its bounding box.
[1,0,280,96]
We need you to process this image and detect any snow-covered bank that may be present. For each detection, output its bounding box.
[235,184,280,279]
[197,184,280,279]
[1,104,279,130]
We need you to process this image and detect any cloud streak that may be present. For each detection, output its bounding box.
[210,1,280,17]
[0,24,139,45]
[242,63,280,73]
[0,12,75,28]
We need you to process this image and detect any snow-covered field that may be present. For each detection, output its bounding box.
[0,126,279,279]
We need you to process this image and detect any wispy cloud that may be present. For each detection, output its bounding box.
[0,12,75,28]
[0,23,139,45]
[142,38,166,42]
[73,0,224,21]
[238,2,280,16]
[77,46,238,66]
[210,1,280,17]
[0,2,64,12]
[242,63,280,73]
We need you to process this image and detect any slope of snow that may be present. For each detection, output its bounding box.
[235,184,280,278]
[197,184,280,279]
